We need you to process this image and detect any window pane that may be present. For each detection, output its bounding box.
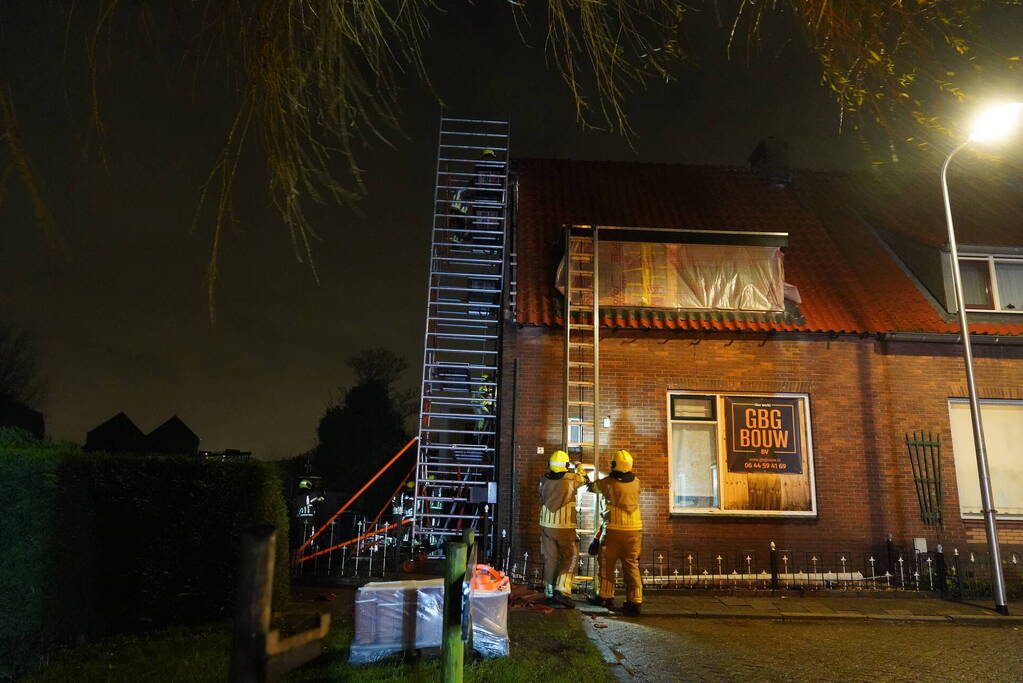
[671,395,714,420]
[959,259,992,309]
[670,422,718,509]
[995,261,1023,311]
[950,401,1023,516]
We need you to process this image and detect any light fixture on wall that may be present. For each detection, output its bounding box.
[602,416,612,428]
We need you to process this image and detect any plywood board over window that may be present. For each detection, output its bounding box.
[667,392,816,517]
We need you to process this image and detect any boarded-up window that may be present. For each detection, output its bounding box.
[667,392,816,516]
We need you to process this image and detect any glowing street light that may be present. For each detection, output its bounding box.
[968,102,1023,142]
[941,101,1023,616]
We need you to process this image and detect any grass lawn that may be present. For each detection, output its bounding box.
[23,607,612,683]
[21,624,231,683]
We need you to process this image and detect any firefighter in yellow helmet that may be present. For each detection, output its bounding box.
[538,450,586,608]
[587,449,643,616]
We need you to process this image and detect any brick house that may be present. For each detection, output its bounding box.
[496,157,1023,574]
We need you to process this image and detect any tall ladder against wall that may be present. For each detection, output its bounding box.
[563,226,600,462]
[413,118,511,556]
[564,226,601,548]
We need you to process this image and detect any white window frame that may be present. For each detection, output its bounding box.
[957,254,1023,314]
[948,398,1023,521]
[666,390,818,518]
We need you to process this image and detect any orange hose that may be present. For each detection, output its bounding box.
[370,464,416,528]
[294,435,418,559]
[295,518,412,564]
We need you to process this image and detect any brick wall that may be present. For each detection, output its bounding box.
[497,326,1023,566]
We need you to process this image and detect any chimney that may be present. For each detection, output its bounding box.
[748,137,791,186]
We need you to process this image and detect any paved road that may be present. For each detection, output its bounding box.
[583,614,1023,682]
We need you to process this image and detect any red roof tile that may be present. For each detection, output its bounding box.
[512,158,1023,336]
[850,167,1023,248]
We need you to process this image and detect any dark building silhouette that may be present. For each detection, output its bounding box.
[84,412,145,452]
[143,415,200,455]
[0,399,44,439]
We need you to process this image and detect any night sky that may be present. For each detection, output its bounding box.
[1,4,982,458]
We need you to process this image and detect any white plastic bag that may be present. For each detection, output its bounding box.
[470,587,510,657]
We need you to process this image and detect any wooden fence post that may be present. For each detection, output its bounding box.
[442,541,467,683]
[230,524,276,683]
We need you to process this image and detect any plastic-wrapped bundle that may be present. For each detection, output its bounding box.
[469,587,510,658]
[349,578,444,664]
[348,575,512,663]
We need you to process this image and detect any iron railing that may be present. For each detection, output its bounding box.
[942,547,1023,601]
[507,544,927,594]
[293,518,1023,603]
[293,512,409,582]
[506,541,1022,596]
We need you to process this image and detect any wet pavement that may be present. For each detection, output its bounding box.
[579,595,1023,681]
[579,592,1023,623]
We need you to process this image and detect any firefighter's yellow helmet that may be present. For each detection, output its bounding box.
[482,148,497,158]
[612,449,634,473]
[548,450,570,473]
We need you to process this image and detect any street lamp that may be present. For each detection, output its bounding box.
[940,101,1023,616]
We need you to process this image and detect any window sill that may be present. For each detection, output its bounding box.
[961,514,1023,523]
[669,509,817,519]
[965,309,1023,315]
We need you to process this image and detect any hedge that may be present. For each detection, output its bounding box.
[0,429,289,679]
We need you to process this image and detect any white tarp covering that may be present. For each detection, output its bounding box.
[564,241,785,312]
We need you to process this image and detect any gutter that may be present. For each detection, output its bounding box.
[881,332,1023,346]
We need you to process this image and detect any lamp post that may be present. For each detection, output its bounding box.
[940,101,1022,616]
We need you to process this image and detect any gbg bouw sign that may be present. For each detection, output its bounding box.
[724,396,803,474]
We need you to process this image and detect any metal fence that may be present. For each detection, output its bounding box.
[506,545,927,594]
[292,514,408,582]
[939,548,1023,601]
[292,520,1023,602]
[506,543,1023,596]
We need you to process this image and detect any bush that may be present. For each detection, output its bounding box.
[0,432,289,678]
[0,430,89,679]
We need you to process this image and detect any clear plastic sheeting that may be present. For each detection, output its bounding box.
[562,240,785,312]
[349,578,444,664]
[348,577,511,664]
[470,588,510,657]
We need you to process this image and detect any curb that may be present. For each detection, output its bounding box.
[632,610,1023,624]
[948,614,1023,625]
[582,615,640,677]
[866,614,951,622]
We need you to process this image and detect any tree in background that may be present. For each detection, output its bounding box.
[0,322,43,409]
[3,2,1019,318]
[313,348,415,515]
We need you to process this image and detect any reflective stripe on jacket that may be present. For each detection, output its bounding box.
[594,475,642,531]
[539,473,583,529]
